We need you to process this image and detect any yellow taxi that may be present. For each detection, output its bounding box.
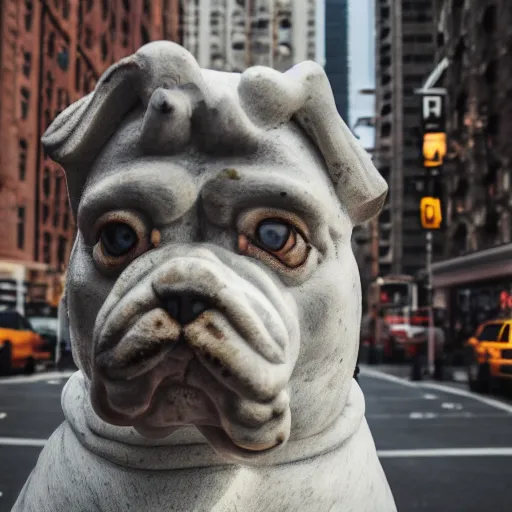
[0,311,52,376]
[466,319,512,392]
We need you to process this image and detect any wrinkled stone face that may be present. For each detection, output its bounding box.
[66,114,359,462]
[45,42,386,464]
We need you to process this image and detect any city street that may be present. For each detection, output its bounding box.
[0,369,512,511]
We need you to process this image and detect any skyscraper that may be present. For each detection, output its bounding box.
[180,0,322,73]
[324,0,349,121]
[374,0,440,278]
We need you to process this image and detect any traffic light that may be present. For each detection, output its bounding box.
[422,132,447,168]
[420,197,442,229]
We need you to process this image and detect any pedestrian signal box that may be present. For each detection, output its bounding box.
[420,197,442,229]
[422,132,446,168]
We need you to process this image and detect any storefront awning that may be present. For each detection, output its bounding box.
[432,243,512,288]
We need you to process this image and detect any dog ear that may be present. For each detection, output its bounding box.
[41,57,142,217]
[41,41,206,218]
[238,62,388,225]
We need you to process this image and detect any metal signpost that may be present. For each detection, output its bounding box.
[416,88,446,377]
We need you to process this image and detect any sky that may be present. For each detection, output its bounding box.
[347,0,375,149]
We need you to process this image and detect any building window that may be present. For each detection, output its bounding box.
[78,2,84,40]
[43,204,50,223]
[24,0,33,31]
[85,26,93,49]
[43,232,52,264]
[57,236,67,268]
[75,56,82,91]
[101,33,108,61]
[63,210,70,230]
[143,0,151,16]
[19,139,28,181]
[101,0,109,20]
[17,207,26,250]
[48,32,56,58]
[57,88,70,111]
[381,123,391,138]
[63,0,70,19]
[122,0,130,11]
[403,34,433,44]
[53,176,62,227]
[20,88,30,120]
[22,51,32,77]
[86,0,94,13]
[43,167,51,198]
[122,18,130,48]
[110,13,117,41]
[45,109,52,129]
[57,47,69,71]
[482,5,497,35]
[141,25,150,45]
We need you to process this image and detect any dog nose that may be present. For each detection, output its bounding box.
[163,294,211,325]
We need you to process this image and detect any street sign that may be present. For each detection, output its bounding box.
[420,197,442,229]
[421,94,445,133]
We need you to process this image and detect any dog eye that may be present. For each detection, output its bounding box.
[256,221,291,251]
[100,222,138,257]
[92,211,153,274]
[239,218,310,269]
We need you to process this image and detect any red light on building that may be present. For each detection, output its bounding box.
[380,292,389,303]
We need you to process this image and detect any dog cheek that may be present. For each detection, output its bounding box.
[67,251,113,376]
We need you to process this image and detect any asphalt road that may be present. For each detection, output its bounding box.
[0,369,512,511]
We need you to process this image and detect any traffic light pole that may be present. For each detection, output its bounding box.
[426,230,434,376]
[425,168,438,377]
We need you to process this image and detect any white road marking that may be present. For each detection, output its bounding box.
[423,393,438,400]
[46,379,61,385]
[0,413,6,420]
[409,412,438,419]
[0,491,3,497]
[377,447,512,458]
[360,366,512,415]
[420,382,512,415]
[0,371,75,385]
[0,437,47,447]
[368,411,486,420]
[441,402,463,410]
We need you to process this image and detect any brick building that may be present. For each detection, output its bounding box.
[373,0,442,278]
[0,0,180,308]
[428,0,512,349]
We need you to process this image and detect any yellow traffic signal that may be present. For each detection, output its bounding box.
[420,197,442,229]
[423,132,447,167]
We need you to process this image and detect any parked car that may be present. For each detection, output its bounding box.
[0,311,52,375]
[466,318,512,392]
[28,316,59,360]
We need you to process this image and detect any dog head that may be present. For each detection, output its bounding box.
[43,42,387,464]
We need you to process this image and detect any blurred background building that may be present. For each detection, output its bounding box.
[373,0,442,279]
[180,0,322,72]
[0,0,180,311]
[428,0,512,348]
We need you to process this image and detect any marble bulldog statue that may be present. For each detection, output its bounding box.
[13,42,396,512]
